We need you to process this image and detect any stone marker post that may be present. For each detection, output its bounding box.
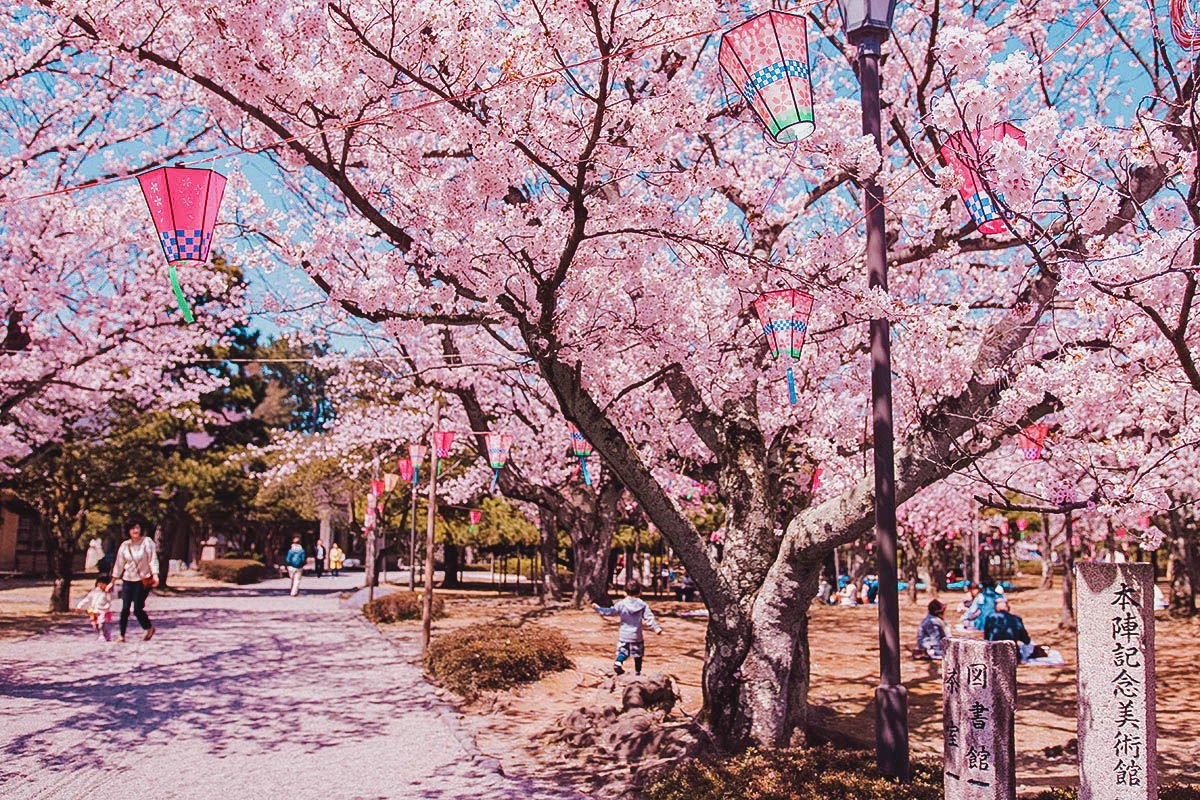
[943,637,1017,800]
[1076,561,1157,800]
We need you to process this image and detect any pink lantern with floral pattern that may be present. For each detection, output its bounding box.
[137,166,227,322]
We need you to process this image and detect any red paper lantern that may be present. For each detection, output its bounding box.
[433,431,455,459]
[940,124,1026,235]
[1017,424,1049,460]
[1171,0,1200,50]
[138,166,227,322]
[397,458,414,483]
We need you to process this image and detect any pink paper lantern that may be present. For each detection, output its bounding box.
[939,123,1026,235]
[1016,518,1027,531]
[485,432,514,492]
[469,510,482,525]
[397,458,414,483]
[408,444,428,486]
[753,288,814,404]
[371,479,385,496]
[719,11,815,143]
[137,166,227,322]
[433,431,455,459]
[567,423,593,486]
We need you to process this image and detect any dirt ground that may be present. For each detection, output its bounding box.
[376,575,1200,797]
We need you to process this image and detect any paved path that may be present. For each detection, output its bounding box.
[0,574,581,800]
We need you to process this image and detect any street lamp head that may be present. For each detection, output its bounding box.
[836,0,898,45]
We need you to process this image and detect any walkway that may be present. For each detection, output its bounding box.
[0,573,581,800]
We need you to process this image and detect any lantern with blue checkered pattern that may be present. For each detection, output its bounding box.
[719,11,815,143]
[939,124,1026,235]
[138,166,227,323]
[753,289,815,404]
[567,422,594,486]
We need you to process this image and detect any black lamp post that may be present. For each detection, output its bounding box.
[836,0,908,781]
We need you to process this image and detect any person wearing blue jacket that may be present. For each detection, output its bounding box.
[592,580,663,675]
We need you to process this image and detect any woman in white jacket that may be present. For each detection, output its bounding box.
[112,518,158,642]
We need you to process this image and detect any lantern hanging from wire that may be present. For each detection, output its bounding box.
[469,509,482,534]
[811,466,823,492]
[753,289,815,404]
[137,165,227,323]
[408,444,428,486]
[567,423,594,486]
[397,458,414,484]
[485,433,514,493]
[371,479,385,496]
[719,11,815,144]
[1017,423,1049,460]
[383,472,399,493]
[1171,0,1200,50]
[939,123,1026,235]
[433,431,455,476]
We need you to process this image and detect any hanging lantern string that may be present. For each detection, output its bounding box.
[2,25,730,206]
[5,0,1102,209]
[833,0,1113,238]
[762,142,800,211]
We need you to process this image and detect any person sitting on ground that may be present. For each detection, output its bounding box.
[962,580,1001,632]
[983,597,1031,645]
[817,574,834,606]
[916,598,949,659]
[837,581,859,606]
[592,580,662,676]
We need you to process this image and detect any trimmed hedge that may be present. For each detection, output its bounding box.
[424,621,571,697]
[645,747,943,800]
[362,591,444,623]
[199,558,267,585]
[646,747,1200,800]
[1034,787,1200,800]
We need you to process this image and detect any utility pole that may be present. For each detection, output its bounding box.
[421,400,443,655]
[408,478,419,591]
[837,0,907,780]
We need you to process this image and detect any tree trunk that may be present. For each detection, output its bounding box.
[442,542,462,588]
[902,535,919,604]
[45,528,76,613]
[700,561,820,749]
[538,506,562,601]
[570,478,622,607]
[1039,512,1054,589]
[1168,510,1197,614]
[1059,513,1076,629]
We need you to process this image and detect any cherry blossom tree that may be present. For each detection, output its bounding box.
[12,0,1200,749]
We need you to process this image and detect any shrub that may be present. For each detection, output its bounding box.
[644,746,944,800]
[362,591,444,623]
[198,558,267,585]
[425,621,571,697]
[1034,787,1200,800]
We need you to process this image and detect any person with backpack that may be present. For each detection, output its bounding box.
[285,537,306,596]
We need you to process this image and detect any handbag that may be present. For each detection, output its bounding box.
[141,575,158,588]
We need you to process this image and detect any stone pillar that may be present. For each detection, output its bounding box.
[1076,562,1157,799]
[942,637,1017,800]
